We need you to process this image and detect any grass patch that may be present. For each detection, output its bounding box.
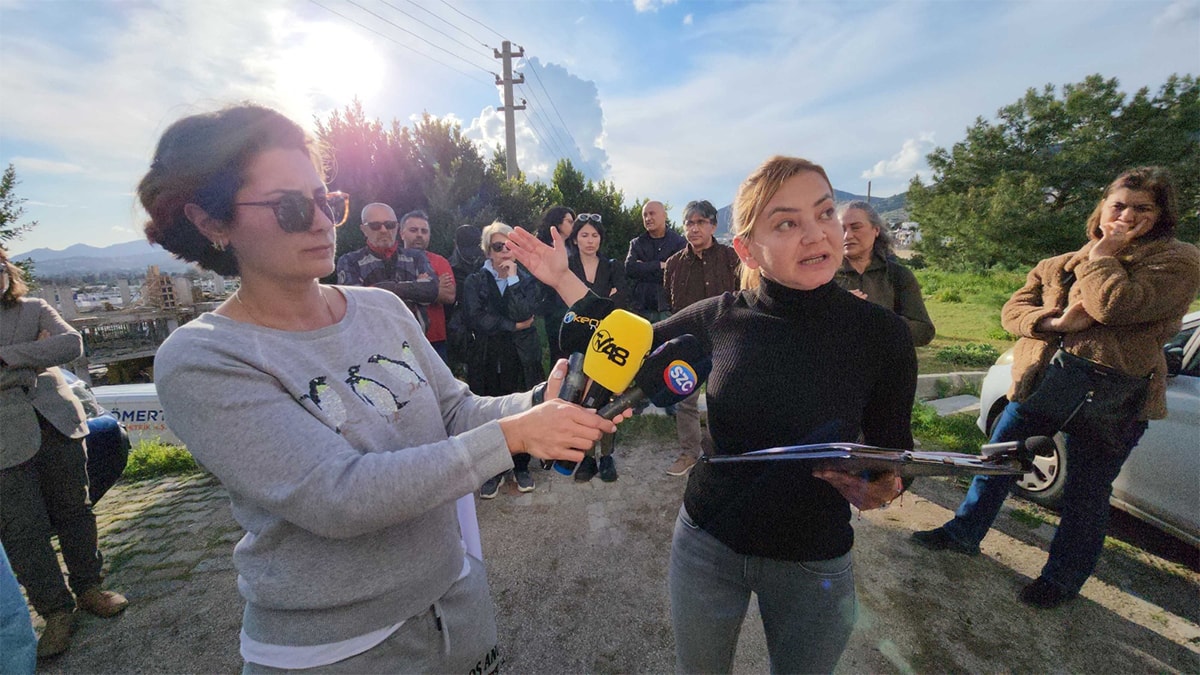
[618,413,678,443]
[911,404,986,454]
[122,440,199,481]
[1010,507,1049,528]
[914,269,1024,374]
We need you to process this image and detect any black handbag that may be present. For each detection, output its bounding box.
[1021,347,1151,444]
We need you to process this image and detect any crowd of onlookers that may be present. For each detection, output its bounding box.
[7,102,1195,674]
[332,196,936,498]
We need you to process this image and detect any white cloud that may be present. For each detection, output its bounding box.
[683,13,693,25]
[11,157,84,174]
[861,134,936,182]
[1154,0,1199,26]
[632,0,677,13]
[27,201,69,208]
[465,57,609,183]
[111,225,134,233]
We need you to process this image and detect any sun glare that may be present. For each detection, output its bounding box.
[275,22,385,104]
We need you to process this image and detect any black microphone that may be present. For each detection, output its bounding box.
[550,352,588,475]
[557,294,615,355]
[597,334,711,420]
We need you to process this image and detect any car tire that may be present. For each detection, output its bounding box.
[985,401,1067,508]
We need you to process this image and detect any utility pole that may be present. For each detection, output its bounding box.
[494,41,526,180]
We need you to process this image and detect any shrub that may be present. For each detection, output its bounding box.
[122,440,199,480]
[935,343,1000,367]
[935,289,963,303]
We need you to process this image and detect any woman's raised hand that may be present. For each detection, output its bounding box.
[506,226,566,282]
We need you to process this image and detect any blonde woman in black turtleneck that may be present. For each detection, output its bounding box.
[508,156,916,674]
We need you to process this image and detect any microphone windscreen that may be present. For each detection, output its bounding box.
[558,294,615,355]
[582,309,653,393]
[634,335,711,407]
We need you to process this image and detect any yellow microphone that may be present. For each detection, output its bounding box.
[580,309,654,409]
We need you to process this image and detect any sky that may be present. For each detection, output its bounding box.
[1,0,1197,255]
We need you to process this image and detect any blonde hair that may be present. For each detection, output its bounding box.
[480,221,513,253]
[732,156,833,289]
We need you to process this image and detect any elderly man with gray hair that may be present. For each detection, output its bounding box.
[662,199,741,476]
[336,202,438,329]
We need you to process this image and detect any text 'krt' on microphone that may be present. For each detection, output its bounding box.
[597,334,711,420]
[557,295,616,355]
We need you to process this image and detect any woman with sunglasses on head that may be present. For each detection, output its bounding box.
[509,156,914,674]
[562,213,627,482]
[139,105,621,672]
[462,223,546,498]
[534,205,576,363]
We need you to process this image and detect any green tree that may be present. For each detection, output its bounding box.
[909,74,1199,270]
[1,163,37,245]
[0,163,38,279]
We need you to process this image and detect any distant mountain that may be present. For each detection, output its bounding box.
[714,189,908,240]
[9,240,195,278]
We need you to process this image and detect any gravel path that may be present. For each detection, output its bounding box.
[32,439,1200,673]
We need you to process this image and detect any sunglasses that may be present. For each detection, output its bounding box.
[576,213,602,224]
[365,220,399,231]
[235,191,350,233]
[489,241,509,253]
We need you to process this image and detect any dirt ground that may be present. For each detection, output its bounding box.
[37,438,1200,674]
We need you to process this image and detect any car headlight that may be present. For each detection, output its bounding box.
[995,348,1015,366]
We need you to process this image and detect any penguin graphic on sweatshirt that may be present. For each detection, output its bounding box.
[346,364,406,417]
[298,376,348,432]
[367,353,426,394]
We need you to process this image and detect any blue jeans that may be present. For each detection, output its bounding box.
[943,400,1147,594]
[1,541,37,674]
[669,506,856,674]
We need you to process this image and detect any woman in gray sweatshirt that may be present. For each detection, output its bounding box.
[138,105,619,673]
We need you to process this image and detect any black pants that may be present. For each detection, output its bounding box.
[472,335,532,473]
[0,414,102,616]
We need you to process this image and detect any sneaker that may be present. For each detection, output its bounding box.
[666,454,697,476]
[599,455,618,482]
[37,610,76,659]
[480,473,504,499]
[574,455,598,482]
[76,587,128,618]
[514,468,535,493]
[909,527,980,556]
[1019,577,1076,609]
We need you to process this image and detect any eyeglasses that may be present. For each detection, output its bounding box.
[365,220,399,231]
[235,191,350,233]
[489,241,509,253]
[684,218,713,229]
[576,213,602,224]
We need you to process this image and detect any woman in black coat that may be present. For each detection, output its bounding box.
[462,222,544,496]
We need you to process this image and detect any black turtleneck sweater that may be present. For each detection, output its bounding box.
[654,277,917,561]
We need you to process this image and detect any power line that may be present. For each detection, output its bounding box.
[309,0,494,86]
[521,98,568,159]
[404,0,491,49]
[377,0,493,64]
[340,0,498,76]
[517,82,573,156]
[437,0,508,42]
[522,56,578,153]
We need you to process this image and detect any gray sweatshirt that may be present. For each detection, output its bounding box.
[154,286,524,647]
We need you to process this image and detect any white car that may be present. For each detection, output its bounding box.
[977,311,1200,548]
